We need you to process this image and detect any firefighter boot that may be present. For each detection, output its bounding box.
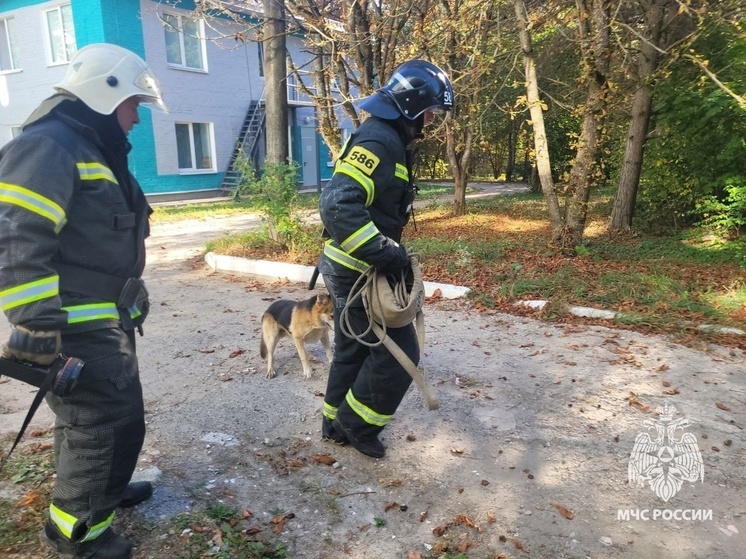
[40,522,133,559]
[321,417,347,444]
[332,418,385,458]
[119,481,153,508]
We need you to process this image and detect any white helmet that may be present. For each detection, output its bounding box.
[55,43,167,115]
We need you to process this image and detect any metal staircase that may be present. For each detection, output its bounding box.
[220,99,266,192]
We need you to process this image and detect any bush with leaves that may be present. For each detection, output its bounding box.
[693,177,746,237]
[635,17,746,232]
[232,157,315,251]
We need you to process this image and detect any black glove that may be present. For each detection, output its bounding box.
[378,243,410,276]
[2,325,61,366]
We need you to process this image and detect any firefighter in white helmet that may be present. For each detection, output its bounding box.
[0,43,166,559]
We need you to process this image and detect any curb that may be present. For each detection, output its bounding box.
[204,255,745,336]
[516,300,746,336]
[204,253,471,300]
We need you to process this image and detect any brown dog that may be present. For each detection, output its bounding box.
[260,294,334,379]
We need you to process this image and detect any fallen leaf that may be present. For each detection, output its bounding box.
[242,509,253,519]
[286,459,305,468]
[716,402,731,411]
[221,486,235,497]
[451,448,464,455]
[29,428,51,437]
[552,503,574,520]
[457,541,472,552]
[228,349,245,358]
[198,348,215,354]
[453,514,481,531]
[487,512,497,523]
[508,536,529,552]
[432,542,449,554]
[662,387,679,395]
[433,524,448,537]
[311,454,335,465]
[419,510,429,522]
[384,502,399,512]
[407,552,423,559]
[19,491,42,507]
[270,513,293,534]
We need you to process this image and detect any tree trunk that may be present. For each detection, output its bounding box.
[446,114,470,216]
[565,0,611,247]
[264,0,289,164]
[610,0,667,230]
[514,0,564,240]
[506,116,515,182]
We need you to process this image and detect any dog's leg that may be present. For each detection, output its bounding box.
[320,330,333,364]
[292,335,314,379]
[262,323,281,379]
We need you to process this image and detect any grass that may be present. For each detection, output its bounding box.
[153,184,746,348]
[0,436,56,558]
[0,435,286,559]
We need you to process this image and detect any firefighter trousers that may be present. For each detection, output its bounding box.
[45,327,144,542]
[322,273,418,441]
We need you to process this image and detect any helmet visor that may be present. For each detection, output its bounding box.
[134,67,168,113]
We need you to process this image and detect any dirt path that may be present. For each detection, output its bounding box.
[1,187,744,559]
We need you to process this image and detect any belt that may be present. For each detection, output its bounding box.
[55,263,146,309]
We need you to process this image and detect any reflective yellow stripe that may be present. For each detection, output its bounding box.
[395,163,409,181]
[63,303,119,324]
[335,162,375,207]
[0,275,59,311]
[76,162,118,184]
[129,305,142,319]
[340,222,379,254]
[50,503,77,538]
[81,512,115,542]
[323,241,370,273]
[0,182,66,231]
[49,504,113,542]
[323,401,338,420]
[345,390,393,427]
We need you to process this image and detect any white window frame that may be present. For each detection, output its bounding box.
[44,3,76,66]
[163,11,207,72]
[175,122,216,174]
[0,17,20,73]
[10,125,22,138]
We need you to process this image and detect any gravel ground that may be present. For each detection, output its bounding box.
[1,183,744,559]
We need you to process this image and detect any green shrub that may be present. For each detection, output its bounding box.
[232,158,317,252]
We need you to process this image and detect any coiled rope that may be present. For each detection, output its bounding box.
[339,253,439,410]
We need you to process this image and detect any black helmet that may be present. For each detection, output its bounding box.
[358,59,453,121]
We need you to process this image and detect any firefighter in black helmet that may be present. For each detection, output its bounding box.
[317,59,453,458]
[0,43,166,559]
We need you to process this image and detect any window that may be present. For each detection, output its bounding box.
[175,122,214,171]
[0,17,20,71]
[45,4,76,64]
[11,126,22,138]
[163,13,206,71]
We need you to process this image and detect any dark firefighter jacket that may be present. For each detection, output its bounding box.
[317,116,415,277]
[0,94,151,334]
